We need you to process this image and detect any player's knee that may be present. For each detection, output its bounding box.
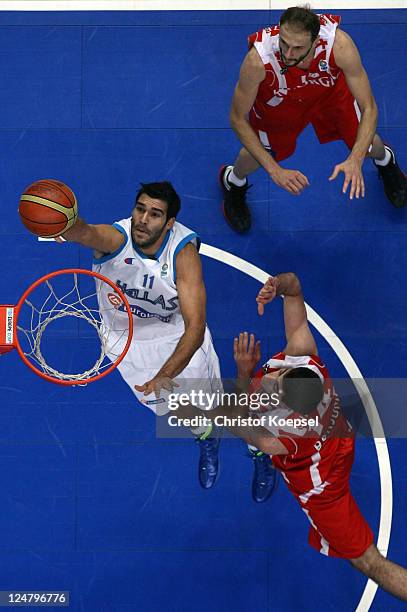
[350,544,383,576]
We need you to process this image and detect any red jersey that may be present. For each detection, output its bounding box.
[251,352,353,499]
[251,353,373,559]
[248,14,342,117]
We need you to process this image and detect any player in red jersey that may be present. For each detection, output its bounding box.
[171,272,407,600]
[219,6,407,232]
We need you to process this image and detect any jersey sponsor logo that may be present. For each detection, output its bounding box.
[299,73,336,88]
[107,292,123,309]
[119,302,173,323]
[265,71,336,106]
[318,59,328,71]
[124,257,137,265]
[116,280,178,312]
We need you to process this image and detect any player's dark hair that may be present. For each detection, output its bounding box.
[282,367,324,415]
[280,6,320,42]
[135,181,181,220]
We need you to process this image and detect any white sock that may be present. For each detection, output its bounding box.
[375,146,392,166]
[226,167,247,187]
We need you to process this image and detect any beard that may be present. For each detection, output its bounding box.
[280,41,314,69]
[131,222,166,249]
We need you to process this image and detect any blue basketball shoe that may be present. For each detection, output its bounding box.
[249,449,278,503]
[196,434,220,489]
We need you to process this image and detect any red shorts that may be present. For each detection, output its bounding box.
[273,438,374,559]
[249,73,360,162]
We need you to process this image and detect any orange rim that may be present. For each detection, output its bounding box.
[14,268,133,386]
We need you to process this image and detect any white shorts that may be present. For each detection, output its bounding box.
[117,326,223,415]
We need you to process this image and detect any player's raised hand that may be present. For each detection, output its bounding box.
[256,276,278,315]
[329,156,365,200]
[233,332,261,379]
[135,375,179,399]
[270,166,310,195]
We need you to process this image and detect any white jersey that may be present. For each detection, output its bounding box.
[92,217,222,415]
[93,218,200,342]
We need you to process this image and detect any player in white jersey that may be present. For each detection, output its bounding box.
[57,181,222,489]
[56,180,276,498]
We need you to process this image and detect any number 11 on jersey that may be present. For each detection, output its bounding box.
[142,274,155,289]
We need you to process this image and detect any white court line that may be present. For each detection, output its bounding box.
[200,243,392,612]
[0,1,406,10]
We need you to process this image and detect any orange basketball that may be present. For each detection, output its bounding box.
[18,179,78,238]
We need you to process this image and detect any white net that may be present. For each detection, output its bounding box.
[16,271,131,383]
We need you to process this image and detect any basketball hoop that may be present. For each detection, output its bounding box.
[0,269,133,386]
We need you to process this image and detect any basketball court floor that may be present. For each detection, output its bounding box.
[0,2,406,610]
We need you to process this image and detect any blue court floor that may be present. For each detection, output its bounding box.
[0,8,406,612]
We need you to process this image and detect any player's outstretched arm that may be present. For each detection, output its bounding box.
[155,243,206,379]
[134,244,207,399]
[170,331,288,455]
[56,217,125,256]
[231,48,309,195]
[232,331,288,454]
[329,29,378,200]
[257,273,317,356]
[280,273,317,356]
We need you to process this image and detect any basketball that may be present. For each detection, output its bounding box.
[18,179,78,238]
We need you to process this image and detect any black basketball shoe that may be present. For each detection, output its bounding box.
[219,165,251,232]
[374,146,407,208]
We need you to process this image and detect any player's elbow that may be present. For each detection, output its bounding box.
[230,106,246,132]
[197,323,206,346]
[371,97,378,121]
[359,93,378,119]
[366,96,377,118]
